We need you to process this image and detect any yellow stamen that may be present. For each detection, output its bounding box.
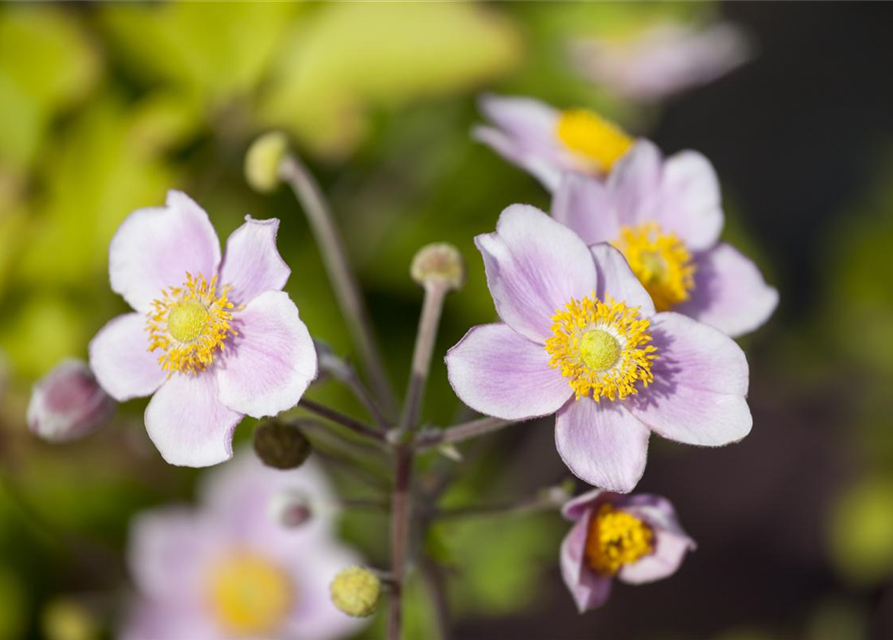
[545,294,657,402]
[585,503,654,575]
[613,222,696,311]
[555,109,634,173]
[145,273,236,375]
[207,553,294,636]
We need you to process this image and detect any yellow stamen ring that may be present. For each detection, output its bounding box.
[585,503,655,575]
[555,108,634,173]
[545,293,657,402]
[146,273,236,375]
[207,553,294,635]
[613,222,696,312]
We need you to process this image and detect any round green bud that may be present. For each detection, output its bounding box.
[330,567,381,618]
[253,421,312,470]
[245,131,289,193]
[410,243,465,291]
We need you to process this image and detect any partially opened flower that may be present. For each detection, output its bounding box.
[561,489,695,612]
[445,206,751,492]
[473,94,634,191]
[569,21,753,103]
[553,141,778,337]
[122,451,364,640]
[27,359,115,442]
[89,191,317,467]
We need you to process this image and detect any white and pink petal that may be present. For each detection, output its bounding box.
[591,244,656,316]
[89,313,165,402]
[552,173,618,245]
[218,216,291,306]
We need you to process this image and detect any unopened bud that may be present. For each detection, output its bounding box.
[28,360,115,443]
[330,567,381,618]
[410,243,465,291]
[41,598,99,640]
[253,421,312,470]
[268,489,313,528]
[245,131,289,193]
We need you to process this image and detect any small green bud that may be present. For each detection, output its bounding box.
[253,421,312,470]
[41,599,99,640]
[330,567,381,618]
[245,131,289,193]
[410,243,465,291]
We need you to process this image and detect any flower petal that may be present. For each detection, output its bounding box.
[445,323,571,421]
[472,126,564,192]
[216,291,317,419]
[607,140,663,228]
[476,205,597,342]
[561,514,613,612]
[89,313,165,402]
[552,173,618,245]
[619,497,696,585]
[655,150,723,251]
[628,312,751,446]
[591,244,656,315]
[561,488,608,522]
[675,243,778,337]
[478,93,559,144]
[554,398,650,493]
[218,216,291,306]
[145,373,242,467]
[109,191,221,313]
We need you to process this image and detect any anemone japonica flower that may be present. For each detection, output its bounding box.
[473,94,635,191]
[569,21,753,104]
[445,206,751,492]
[561,489,695,612]
[553,141,778,337]
[89,191,317,467]
[122,450,364,640]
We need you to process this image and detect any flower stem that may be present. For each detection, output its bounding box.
[415,416,516,450]
[388,446,413,640]
[317,345,390,430]
[297,398,387,445]
[279,154,397,416]
[434,484,570,520]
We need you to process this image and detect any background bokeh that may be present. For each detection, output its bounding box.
[1,2,893,639]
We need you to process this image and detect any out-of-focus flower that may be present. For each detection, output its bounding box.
[473,94,634,191]
[330,567,381,618]
[570,22,753,104]
[561,489,695,612]
[122,451,363,640]
[89,191,317,467]
[27,359,115,443]
[445,206,751,492]
[553,142,778,337]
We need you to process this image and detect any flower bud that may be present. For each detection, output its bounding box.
[253,421,312,470]
[268,489,313,528]
[330,567,381,618]
[41,598,99,640]
[28,360,115,443]
[244,131,289,193]
[410,243,465,291]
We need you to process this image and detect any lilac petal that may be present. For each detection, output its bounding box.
[655,150,723,251]
[476,205,597,342]
[120,601,218,640]
[562,488,610,522]
[591,244,656,316]
[552,173,618,245]
[675,243,779,338]
[127,507,224,603]
[561,514,613,612]
[618,527,695,585]
[218,216,290,306]
[145,373,242,467]
[216,291,317,419]
[89,313,165,402]
[555,398,650,493]
[472,125,564,192]
[109,191,221,313]
[607,140,663,228]
[479,93,559,144]
[628,312,751,446]
[445,323,572,421]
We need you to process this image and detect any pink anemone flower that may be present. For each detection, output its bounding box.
[89,191,317,467]
[122,451,364,640]
[561,489,695,612]
[445,205,751,492]
[553,141,778,337]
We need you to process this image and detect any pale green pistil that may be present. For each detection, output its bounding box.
[167,301,209,343]
[579,329,621,372]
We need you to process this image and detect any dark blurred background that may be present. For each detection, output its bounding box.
[1,2,893,639]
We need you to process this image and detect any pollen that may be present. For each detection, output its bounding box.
[585,503,654,576]
[545,294,657,402]
[613,222,696,311]
[145,273,236,375]
[207,553,294,635]
[555,108,634,173]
